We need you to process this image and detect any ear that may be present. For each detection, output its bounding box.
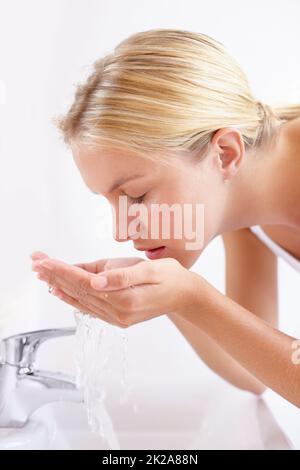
[210,127,245,181]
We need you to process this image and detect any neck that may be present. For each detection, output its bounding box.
[218,120,298,235]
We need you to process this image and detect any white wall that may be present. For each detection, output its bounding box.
[0,0,300,446]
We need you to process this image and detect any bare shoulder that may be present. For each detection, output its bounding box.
[222,226,278,261]
[222,227,262,248]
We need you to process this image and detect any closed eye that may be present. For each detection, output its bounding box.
[127,193,147,204]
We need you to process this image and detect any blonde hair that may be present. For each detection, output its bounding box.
[53,29,300,162]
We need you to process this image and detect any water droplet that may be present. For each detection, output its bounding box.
[73,310,120,450]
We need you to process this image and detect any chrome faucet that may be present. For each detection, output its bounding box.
[0,328,83,428]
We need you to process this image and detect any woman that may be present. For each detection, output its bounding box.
[31,29,300,407]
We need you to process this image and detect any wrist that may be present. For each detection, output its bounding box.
[177,269,208,318]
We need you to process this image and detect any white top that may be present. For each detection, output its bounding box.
[249,225,300,273]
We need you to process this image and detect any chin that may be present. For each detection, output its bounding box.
[163,247,203,269]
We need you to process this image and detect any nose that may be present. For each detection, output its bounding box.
[110,201,149,243]
[112,216,148,244]
[109,203,127,243]
[112,227,131,243]
[112,213,138,243]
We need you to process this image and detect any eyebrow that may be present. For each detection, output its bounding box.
[90,173,145,195]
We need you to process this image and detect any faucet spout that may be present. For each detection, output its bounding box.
[0,328,83,428]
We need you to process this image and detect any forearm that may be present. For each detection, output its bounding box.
[178,272,300,408]
[167,311,266,395]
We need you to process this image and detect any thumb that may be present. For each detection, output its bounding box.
[90,260,157,291]
[30,251,49,261]
[73,258,109,274]
[74,256,144,274]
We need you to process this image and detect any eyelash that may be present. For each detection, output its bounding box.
[128,193,147,204]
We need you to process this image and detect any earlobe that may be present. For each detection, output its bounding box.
[212,128,244,172]
[216,149,235,182]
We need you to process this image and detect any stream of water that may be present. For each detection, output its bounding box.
[73,309,137,449]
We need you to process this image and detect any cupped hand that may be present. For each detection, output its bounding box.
[31,251,145,327]
[31,251,195,329]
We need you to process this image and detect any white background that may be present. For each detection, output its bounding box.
[0,0,299,448]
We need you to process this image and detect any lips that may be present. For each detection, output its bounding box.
[135,245,163,251]
[134,244,167,259]
[147,246,165,252]
[145,246,166,260]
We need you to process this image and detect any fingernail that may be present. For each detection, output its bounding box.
[37,273,47,281]
[30,252,44,260]
[52,288,61,297]
[40,260,53,269]
[32,261,43,271]
[91,276,108,289]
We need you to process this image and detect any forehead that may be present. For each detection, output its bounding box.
[70,142,161,194]
[71,142,153,169]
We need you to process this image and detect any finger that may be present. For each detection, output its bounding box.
[73,256,144,273]
[31,251,49,262]
[90,260,160,291]
[38,258,92,294]
[35,260,119,315]
[37,270,129,322]
[36,271,117,321]
[101,257,145,270]
[48,282,121,326]
[73,258,110,274]
[51,287,121,326]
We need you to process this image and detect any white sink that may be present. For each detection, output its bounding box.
[0,420,50,450]
[0,375,293,450]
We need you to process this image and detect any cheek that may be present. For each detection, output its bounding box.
[159,185,210,252]
[175,249,204,269]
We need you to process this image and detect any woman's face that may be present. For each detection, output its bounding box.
[71,141,226,269]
